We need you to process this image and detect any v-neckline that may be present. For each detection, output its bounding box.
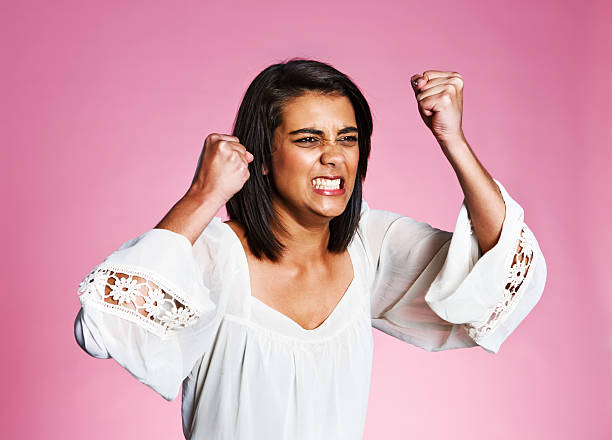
[221,221,357,333]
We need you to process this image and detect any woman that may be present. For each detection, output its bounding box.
[74,58,547,439]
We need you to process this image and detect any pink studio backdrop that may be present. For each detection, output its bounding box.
[3,0,610,438]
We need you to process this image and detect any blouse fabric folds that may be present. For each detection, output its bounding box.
[74,178,547,439]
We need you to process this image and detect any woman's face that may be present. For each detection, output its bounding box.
[268,92,360,223]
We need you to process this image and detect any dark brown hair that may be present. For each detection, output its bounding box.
[227,58,373,261]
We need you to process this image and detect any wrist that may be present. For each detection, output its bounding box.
[436,131,467,150]
[437,133,469,159]
[184,186,226,210]
[155,192,223,245]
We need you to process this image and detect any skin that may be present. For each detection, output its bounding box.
[410,70,506,256]
[226,92,359,330]
[151,69,509,329]
[264,91,360,257]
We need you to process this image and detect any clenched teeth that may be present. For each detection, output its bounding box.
[312,178,342,190]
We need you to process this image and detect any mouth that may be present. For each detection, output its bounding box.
[311,176,346,196]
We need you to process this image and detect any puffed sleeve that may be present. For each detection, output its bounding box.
[74,217,229,401]
[364,178,547,354]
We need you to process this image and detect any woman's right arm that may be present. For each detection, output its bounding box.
[74,133,253,401]
[155,133,254,244]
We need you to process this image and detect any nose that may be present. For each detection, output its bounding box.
[319,141,345,167]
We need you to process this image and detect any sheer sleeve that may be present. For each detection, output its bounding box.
[363,178,547,354]
[74,218,228,401]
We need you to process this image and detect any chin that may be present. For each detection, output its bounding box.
[312,196,351,218]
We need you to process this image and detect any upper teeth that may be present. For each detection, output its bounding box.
[312,178,341,190]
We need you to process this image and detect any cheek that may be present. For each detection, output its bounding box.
[349,149,360,174]
[277,151,311,174]
[275,154,295,173]
[271,150,311,185]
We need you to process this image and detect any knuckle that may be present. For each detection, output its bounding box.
[212,144,223,155]
[234,151,245,164]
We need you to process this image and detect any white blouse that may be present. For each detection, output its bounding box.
[74,178,547,439]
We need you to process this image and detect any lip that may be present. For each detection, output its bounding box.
[313,187,346,196]
[312,175,344,179]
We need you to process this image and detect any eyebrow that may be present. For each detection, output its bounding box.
[288,126,358,136]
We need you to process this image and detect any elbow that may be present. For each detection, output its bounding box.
[74,308,110,359]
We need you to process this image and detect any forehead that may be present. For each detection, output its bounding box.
[280,92,356,129]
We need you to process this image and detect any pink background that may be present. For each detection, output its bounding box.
[3,0,610,438]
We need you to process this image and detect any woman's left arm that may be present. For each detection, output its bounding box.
[364,71,547,354]
[411,70,506,255]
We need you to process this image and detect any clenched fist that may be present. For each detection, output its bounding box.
[189,133,254,205]
[411,70,465,146]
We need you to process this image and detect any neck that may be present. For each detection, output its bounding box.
[271,198,332,266]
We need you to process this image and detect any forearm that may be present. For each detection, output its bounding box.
[154,189,225,246]
[439,134,506,255]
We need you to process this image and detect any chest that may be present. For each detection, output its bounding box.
[246,251,354,331]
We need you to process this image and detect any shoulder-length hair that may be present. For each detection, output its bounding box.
[226,58,373,262]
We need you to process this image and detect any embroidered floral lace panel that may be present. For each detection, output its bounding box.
[464,224,536,341]
[78,264,200,338]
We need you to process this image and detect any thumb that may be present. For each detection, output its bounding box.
[245,151,254,163]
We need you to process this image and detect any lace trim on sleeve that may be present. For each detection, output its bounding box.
[464,224,536,341]
[77,263,201,338]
